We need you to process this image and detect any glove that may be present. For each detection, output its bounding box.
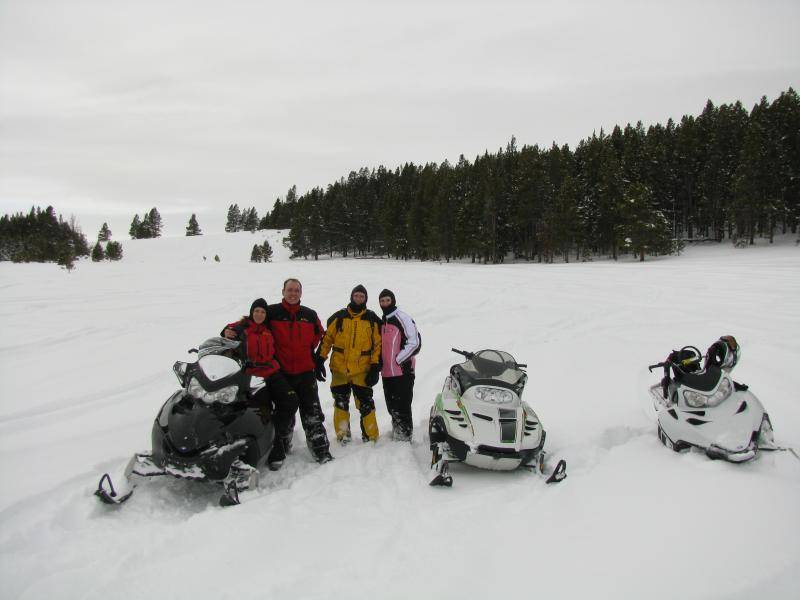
[314,354,327,382]
[400,360,413,375]
[365,364,380,387]
[255,402,272,424]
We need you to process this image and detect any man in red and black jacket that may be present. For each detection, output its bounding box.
[267,279,333,463]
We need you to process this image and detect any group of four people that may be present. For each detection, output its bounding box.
[223,279,420,470]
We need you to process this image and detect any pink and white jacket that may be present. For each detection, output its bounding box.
[380,308,419,378]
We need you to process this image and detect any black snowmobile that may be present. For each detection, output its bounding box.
[95,337,275,507]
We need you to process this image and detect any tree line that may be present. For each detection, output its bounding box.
[264,88,798,263]
[5,89,796,266]
[0,206,90,267]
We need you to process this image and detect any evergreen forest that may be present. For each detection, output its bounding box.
[261,89,799,263]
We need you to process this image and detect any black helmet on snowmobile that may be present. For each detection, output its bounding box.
[706,335,740,369]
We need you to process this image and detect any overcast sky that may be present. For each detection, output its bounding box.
[1,0,798,237]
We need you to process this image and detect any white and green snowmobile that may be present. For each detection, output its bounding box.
[428,348,566,487]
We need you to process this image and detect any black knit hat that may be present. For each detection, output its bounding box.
[249,297,268,318]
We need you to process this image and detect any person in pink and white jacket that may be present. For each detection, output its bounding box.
[378,289,420,441]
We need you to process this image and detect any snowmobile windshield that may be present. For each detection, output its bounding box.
[197,337,242,359]
[453,349,526,394]
[198,355,241,382]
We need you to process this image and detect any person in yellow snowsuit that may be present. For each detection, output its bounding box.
[317,284,382,443]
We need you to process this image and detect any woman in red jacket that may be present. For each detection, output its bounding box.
[223,298,299,470]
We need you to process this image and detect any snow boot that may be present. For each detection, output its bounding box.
[315,449,334,464]
[267,438,287,471]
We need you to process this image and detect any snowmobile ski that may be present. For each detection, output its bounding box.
[760,446,800,461]
[218,460,259,507]
[429,458,453,487]
[95,473,133,505]
[94,455,140,505]
[545,459,567,483]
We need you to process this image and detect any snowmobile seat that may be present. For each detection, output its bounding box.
[675,365,723,393]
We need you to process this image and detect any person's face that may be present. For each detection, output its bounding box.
[283,281,302,305]
[252,307,267,324]
[379,296,393,309]
[352,292,366,305]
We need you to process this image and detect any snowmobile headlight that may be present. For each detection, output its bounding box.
[706,377,732,407]
[186,378,239,405]
[204,385,239,405]
[683,378,732,408]
[187,377,206,399]
[473,386,513,404]
[683,389,707,407]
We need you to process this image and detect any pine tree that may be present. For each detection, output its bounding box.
[243,207,259,232]
[98,222,112,241]
[147,207,162,238]
[129,214,141,239]
[91,242,105,262]
[106,241,123,260]
[250,244,263,262]
[214,254,220,262]
[262,240,273,262]
[619,183,673,261]
[225,204,241,232]
[140,212,152,238]
[186,214,202,236]
[57,240,76,271]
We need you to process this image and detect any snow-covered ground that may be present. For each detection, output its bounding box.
[1,232,798,600]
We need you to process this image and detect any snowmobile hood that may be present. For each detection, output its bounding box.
[657,389,766,455]
[163,396,225,453]
[436,378,543,461]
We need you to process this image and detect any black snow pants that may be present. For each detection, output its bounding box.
[252,373,299,462]
[285,371,331,460]
[382,374,415,440]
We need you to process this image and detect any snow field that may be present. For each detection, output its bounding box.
[1,231,799,599]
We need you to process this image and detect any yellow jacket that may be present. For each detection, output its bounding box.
[319,307,382,376]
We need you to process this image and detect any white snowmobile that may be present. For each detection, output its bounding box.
[95,337,275,507]
[428,348,567,486]
[647,336,796,462]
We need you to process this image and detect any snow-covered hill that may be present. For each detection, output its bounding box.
[1,232,798,600]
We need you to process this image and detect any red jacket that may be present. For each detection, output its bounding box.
[266,300,324,375]
[223,317,281,378]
